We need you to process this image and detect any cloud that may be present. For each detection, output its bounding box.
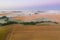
[0,0,59,10]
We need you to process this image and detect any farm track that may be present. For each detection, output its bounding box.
[6,24,60,40]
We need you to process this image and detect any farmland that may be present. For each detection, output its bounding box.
[6,24,60,40]
[0,25,12,40]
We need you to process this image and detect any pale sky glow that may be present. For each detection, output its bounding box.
[0,0,60,10]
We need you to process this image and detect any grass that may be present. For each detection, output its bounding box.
[0,26,11,40]
[8,24,60,40]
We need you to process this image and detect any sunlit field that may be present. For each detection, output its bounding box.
[5,24,60,40]
[0,25,12,40]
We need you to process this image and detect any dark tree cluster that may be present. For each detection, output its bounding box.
[20,22,37,25]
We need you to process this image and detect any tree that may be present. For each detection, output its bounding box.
[2,16,7,18]
[34,13,38,14]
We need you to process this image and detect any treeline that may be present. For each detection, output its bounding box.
[0,21,18,26]
[0,16,18,26]
[20,21,58,25]
[0,16,59,26]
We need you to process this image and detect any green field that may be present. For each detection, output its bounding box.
[0,26,11,40]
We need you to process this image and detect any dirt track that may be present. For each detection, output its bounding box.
[6,24,60,40]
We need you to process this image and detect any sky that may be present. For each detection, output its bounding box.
[0,0,60,11]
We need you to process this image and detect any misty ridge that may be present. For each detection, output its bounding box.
[0,10,60,17]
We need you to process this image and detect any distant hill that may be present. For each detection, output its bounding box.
[0,10,60,17]
[12,14,60,22]
[0,10,60,23]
